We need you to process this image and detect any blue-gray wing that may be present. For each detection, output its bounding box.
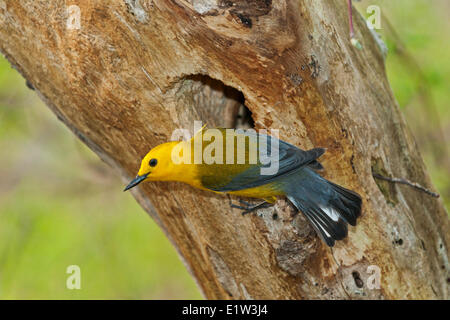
[209,131,325,192]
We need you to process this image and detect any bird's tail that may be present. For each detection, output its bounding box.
[286,169,362,247]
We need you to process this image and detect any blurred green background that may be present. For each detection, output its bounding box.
[0,0,448,299]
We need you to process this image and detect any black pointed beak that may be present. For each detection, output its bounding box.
[124,173,149,191]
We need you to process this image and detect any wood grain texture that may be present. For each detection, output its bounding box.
[1,0,448,299]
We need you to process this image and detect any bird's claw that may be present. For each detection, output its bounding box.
[229,199,272,215]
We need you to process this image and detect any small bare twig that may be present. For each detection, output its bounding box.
[347,0,355,38]
[373,173,440,198]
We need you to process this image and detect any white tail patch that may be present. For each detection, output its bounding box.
[320,205,340,222]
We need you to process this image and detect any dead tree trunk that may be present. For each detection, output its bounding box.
[0,0,448,299]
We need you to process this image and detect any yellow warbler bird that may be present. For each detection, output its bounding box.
[124,128,362,246]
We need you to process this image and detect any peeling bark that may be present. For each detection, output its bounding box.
[0,0,448,299]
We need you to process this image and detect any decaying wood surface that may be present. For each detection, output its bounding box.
[0,0,448,299]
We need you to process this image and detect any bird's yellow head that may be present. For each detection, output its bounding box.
[124,141,185,191]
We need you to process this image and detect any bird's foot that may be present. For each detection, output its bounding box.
[230,199,272,215]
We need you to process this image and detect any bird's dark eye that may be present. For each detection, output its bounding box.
[149,158,157,167]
